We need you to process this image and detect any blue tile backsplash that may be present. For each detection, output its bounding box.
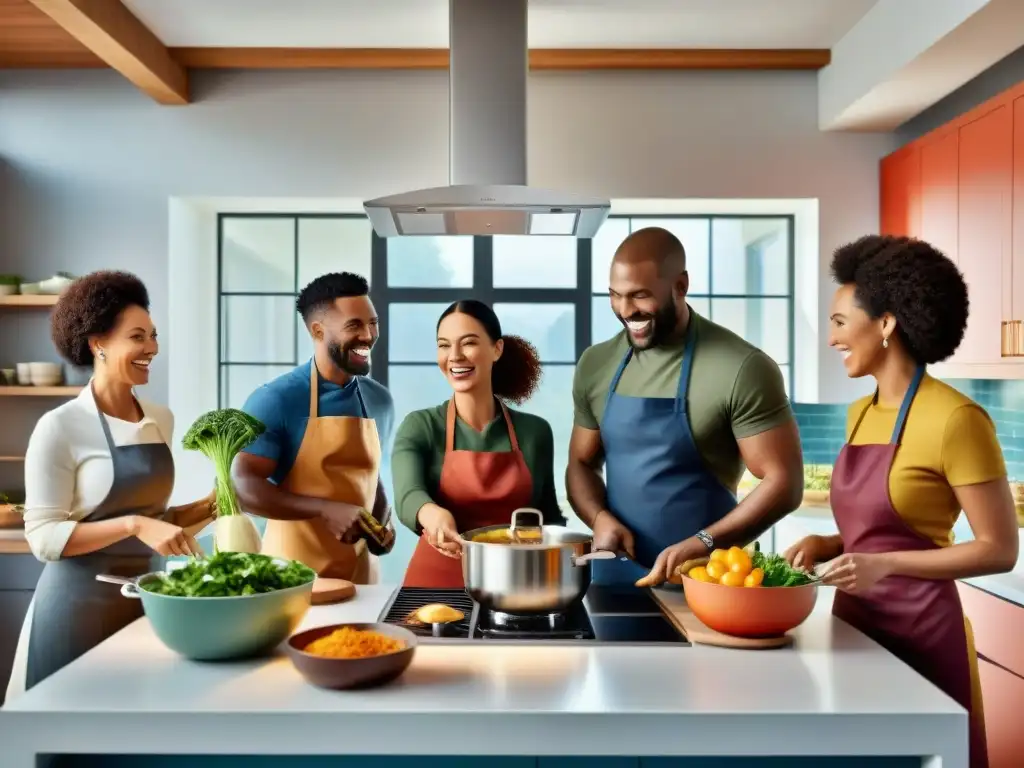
[794,378,1024,481]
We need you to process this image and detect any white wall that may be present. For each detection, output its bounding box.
[0,66,894,544]
[0,67,894,404]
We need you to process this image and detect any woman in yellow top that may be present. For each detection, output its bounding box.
[786,235,1019,768]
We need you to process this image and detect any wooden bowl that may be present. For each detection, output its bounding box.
[285,622,416,690]
[681,575,818,638]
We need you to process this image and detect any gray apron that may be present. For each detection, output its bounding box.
[24,392,175,690]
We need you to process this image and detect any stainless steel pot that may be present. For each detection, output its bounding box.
[460,508,616,614]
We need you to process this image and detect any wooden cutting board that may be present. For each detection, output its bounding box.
[311,578,356,605]
[656,590,793,650]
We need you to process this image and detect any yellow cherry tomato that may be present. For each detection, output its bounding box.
[744,567,764,587]
[719,570,745,587]
[705,559,728,582]
[710,548,729,563]
[726,547,752,578]
[688,566,712,583]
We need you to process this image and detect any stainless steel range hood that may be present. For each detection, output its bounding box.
[363,0,610,238]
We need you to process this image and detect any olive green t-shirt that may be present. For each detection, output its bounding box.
[391,401,567,534]
[572,311,793,493]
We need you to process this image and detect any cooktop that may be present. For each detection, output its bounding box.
[378,585,690,646]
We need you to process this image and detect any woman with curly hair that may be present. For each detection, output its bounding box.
[785,235,1019,768]
[6,270,214,698]
[394,299,566,587]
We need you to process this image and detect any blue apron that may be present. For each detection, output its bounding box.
[592,317,737,586]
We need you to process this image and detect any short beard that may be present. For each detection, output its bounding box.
[327,340,370,376]
[620,298,680,351]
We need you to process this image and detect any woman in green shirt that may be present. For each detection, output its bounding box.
[394,299,566,588]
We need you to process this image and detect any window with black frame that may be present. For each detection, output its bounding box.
[217,213,795,510]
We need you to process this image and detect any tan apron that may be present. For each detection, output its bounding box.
[259,364,381,584]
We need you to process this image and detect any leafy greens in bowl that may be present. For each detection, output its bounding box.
[141,552,315,598]
[118,553,316,660]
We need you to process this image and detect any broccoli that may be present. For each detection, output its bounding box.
[182,408,265,519]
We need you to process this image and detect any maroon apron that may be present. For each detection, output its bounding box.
[831,365,986,768]
[402,399,534,588]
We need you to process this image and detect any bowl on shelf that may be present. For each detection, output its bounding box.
[27,362,62,387]
[285,622,417,690]
[15,363,32,386]
[37,274,75,295]
[681,574,818,639]
[19,283,41,295]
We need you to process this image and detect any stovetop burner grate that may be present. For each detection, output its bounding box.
[379,587,473,638]
[377,585,690,646]
[476,607,593,640]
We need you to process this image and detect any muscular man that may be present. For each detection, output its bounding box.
[566,227,804,586]
[233,272,395,585]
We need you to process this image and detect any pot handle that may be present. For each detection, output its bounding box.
[510,508,543,530]
[572,550,618,566]
[95,573,141,599]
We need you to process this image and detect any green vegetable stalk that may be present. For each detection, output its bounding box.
[182,408,266,519]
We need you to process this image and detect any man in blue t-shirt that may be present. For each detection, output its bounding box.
[232,272,396,584]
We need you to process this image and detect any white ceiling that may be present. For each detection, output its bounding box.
[122,0,879,49]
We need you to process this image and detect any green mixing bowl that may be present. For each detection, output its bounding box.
[104,571,314,661]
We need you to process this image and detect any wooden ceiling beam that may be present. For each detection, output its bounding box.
[24,0,187,103]
[169,47,831,71]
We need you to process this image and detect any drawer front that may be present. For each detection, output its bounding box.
[957,583,1024,678]
[0,553,44,591]
[978,659,1024,768]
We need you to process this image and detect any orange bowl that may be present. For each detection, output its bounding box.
[681,575,818,638]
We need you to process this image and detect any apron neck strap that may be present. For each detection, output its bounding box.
[888,365,925,445]
[308,361,366,419]
[675,314,697,412]
[498,401,521,452]
[850,365,926,445]
[445,398,520,453]
[308,363,319,419]
[90,381,139,452]
[606,309,696,409]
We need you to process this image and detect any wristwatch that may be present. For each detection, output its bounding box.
[695,529,714,551]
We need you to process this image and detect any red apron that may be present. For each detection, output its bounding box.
[831,366,986,768]
[402,399,534,588]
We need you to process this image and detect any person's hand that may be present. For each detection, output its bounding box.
[417,505,462,559]
[783,534,837,571]
[319,501,364,542]
[591,510,635,559]
[821,552,892,594]
[365,521,397,556]
[637,537,706,587]
[133,516,204,557]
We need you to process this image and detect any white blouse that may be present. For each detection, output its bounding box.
[22,385,174,562]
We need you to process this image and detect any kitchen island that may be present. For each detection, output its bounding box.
[0,584,966,768]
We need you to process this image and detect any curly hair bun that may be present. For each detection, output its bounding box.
[830,235,968,365]
[492,334,543,405]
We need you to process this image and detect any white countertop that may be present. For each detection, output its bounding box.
[0,585,968,766]
[963,572,1024,607]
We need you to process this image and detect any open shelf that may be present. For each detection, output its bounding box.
[0,386,81,397]
[0,294,59,308]
[0,456,24,462]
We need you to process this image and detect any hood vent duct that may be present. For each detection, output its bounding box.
[363,0,610,238]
